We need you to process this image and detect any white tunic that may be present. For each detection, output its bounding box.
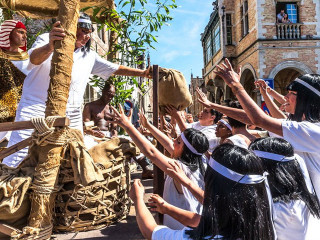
[163,161,204,230]
[152,226,223,240]
[3,33,119,167]
[281,120,320,238]
[187,122,219,152]
[274,200,310,240]
[226,135,248,149]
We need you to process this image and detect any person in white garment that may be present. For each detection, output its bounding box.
[0,20,31,144]
[250,137,320,240]
[3,13,151,168]
[166,106,222,153]
[109,107,208,230]
[129,144,275,240]
[214,59,320,237]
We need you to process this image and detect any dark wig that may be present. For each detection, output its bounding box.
[286,74,320,122]
[249,137,320,218]
[227,101,246,128]
[187,144,275,240]
[210,109,223,124]
[78,12,94,55]
[180,128,209,176]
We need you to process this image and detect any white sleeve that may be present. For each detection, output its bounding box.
[152,225,189,240]
[282,120,320,153]
[26,33,51,71]
[91,52,120,80]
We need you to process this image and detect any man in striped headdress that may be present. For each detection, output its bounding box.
[0,20,30,144]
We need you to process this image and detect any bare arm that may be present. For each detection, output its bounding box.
[268,88,286,105]
[114,65,152,78]
[149,194,201,228]
[130,180,158,240]
[214,59,283,136]
[30,21,65,65]
[83,103,92,122]
[166,106,188,132]
[256,80,286,119]
[196,88,253,125]
[109,106,174,174]
[139,111,174,154]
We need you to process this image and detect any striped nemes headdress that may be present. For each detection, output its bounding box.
[0,20,27,52]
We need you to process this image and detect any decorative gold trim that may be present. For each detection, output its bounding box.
[0,48,29,61]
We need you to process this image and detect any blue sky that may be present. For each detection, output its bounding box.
[148,0,214,84]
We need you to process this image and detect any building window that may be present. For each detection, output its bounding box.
[276,3,299,23]
[205,36,212,64]
[212,23,221,55]
[240,1,249,37]
[226,14,232,45]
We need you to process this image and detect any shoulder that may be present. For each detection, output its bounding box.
[282,120,320,132]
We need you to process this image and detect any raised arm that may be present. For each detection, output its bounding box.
[30,21,65,65]
[165,106,188,132]
[139,111,174,155]
[196,88,253,125]
[268,87,286,105]
[108,105,174,174]
[148,194,201,228]
[130,180,158,240]
[214,59,283,136]
[255,80,286,119]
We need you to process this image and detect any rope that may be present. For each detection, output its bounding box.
[31,116,68,146]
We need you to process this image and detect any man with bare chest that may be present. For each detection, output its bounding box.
[83,81,117,138]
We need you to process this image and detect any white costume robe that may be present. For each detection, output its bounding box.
[163,161,204,230]
[3,33,119,167]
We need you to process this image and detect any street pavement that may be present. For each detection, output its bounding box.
[53,170,153,240]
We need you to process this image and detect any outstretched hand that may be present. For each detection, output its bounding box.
[148,194,169,214]
[196,87,212,108]
[129,179,145,203]
[255,79,270,94]
[138,110,150,129]
[143,66,152,79]
[106,104,132,128]
[165,105,179,119]
[213,58,241,87]
[166,161,190,186]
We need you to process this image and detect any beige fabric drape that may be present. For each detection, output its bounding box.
[0,0,115,19]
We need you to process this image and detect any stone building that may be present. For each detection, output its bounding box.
[188,74,206,116]
[201,0,320,105]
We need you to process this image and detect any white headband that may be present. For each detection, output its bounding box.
[218,119,232,131]
[208,157,276,238]
[295,79,320,97]
[78,18,92,24]
[208,157,267,184]
[253,150,295,162]
[181,132,202,155]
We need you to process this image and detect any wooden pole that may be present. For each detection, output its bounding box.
[26,0,80,236]
[152,65,164,223]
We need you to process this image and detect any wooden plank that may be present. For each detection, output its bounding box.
[0,137,32,160]
[0,223,20,236]
[152,65,164,224]
[0,117,70,132]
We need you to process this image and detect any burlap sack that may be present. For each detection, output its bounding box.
[152,66,193,114]
[89,137,140,169]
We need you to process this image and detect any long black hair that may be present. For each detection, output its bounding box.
[180,128,209,176]
[187,144,274,240]
[249,137,320,218]
[286,74,320,122]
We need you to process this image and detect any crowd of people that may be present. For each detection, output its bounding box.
[1,11,320,240]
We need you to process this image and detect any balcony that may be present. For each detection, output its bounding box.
[276,23,303,39]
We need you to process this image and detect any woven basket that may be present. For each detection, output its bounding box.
[53,156,131,232]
